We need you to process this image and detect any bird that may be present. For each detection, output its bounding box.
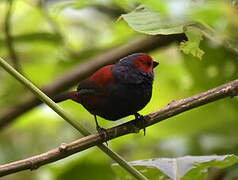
[53,53,159,138]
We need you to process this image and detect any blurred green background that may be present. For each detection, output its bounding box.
[0,0,238,179]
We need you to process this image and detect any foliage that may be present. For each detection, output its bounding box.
[0,0,238,180]
[113,155,238,180]
[122,0,238,59]
[180,26,204,59]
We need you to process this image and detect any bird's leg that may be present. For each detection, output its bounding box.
[94,115,108,144]
[134,112,146,136]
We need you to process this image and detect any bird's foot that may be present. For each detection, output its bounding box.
[96,125,108,145]
[134,113,146,136]
[94,115,108,145]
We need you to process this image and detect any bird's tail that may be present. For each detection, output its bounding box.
[53,92,72,103]
[52,91,79,103]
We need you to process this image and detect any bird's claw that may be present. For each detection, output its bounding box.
[96,126,108,145]
[134,113,146,136]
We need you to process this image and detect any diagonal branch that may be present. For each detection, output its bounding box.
[0,34,186,129]
[1,79,237,177]
[4,0,21,72]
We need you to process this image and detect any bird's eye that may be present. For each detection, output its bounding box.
[147,61,152,67]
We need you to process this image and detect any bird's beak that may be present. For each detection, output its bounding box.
[153,61,159,68]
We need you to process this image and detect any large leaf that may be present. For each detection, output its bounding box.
[122,1,238,58]
[121,5,185,35]
[112,155,238,180]
[121,5,204,59]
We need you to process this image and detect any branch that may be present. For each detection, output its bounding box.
[1,79,237,177]
[4,0,21,72]
[0,34,186,129]
[0,32,62,44]
[38,1,63,41]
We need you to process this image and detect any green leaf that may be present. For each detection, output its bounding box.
[180,26,205,59]
[121,4,204,59]
[121,5,185,35]
[112,155,238,180]
[122,1,238,57]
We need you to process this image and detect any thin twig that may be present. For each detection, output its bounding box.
[0,32,61,44]
[38,0,63,41]
[4,0,21,72]
[0,79,237,177]
[0,34,186,129]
